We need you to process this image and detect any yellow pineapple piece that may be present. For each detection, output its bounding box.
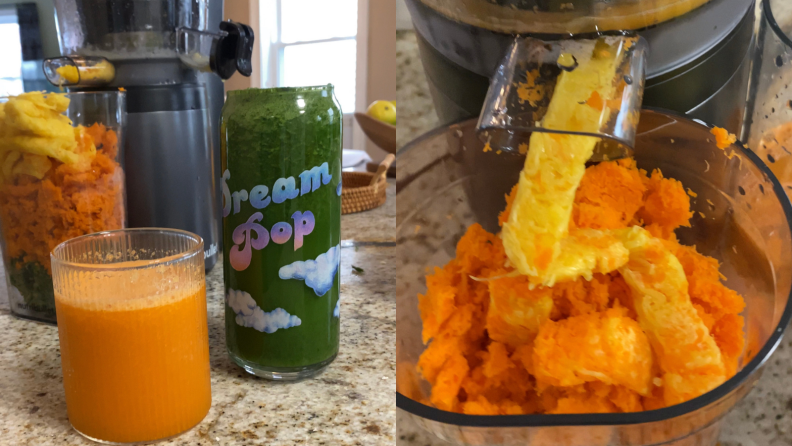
[502,40,626,284]
[617,226,726,406]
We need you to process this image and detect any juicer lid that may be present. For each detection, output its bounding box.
[405,0,753,79]
[418,0,714,34]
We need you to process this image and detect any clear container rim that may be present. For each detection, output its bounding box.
[765,0,792,49]
[227,84,335,96]
[395,107,792,427]
[50,228,204,273]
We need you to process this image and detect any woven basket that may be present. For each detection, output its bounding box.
[341,171,388,214]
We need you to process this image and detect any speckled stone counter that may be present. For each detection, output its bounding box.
[0,183,395,446]
[396,29,792,446]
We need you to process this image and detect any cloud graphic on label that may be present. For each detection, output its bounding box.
[333,297,340,318]
[278,244,340,296]
[227,289,301,333]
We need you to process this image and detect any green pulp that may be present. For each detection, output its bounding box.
[8,257,56,319]
[221,86,342,370]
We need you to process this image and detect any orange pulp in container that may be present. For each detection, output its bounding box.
[55,267,211,443]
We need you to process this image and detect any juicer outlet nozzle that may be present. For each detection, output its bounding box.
[211,21,255,80]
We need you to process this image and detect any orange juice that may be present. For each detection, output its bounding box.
[55,266,211,443]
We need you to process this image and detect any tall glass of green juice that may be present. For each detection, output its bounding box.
[220,85,342,380]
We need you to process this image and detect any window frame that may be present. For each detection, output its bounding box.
[259,0,360,150]
[0,6,25,96]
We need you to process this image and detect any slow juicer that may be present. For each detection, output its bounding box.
[405,0,755,134]
[44,0,254,271]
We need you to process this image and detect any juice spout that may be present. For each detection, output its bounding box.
[477,35,647,162]
[177,20,254,80]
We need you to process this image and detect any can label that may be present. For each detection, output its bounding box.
[221,86,342,371]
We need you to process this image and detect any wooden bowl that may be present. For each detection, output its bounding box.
[355,112,396,154]
[342,172,387,214]
[341,154,394,214]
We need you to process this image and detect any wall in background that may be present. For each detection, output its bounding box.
[223,0,261,93]
[0,0,58,57]
[397,0,412,30]
[360,0,396,162]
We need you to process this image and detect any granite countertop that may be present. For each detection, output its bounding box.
[396,30,792,446]
[0,182,395,446]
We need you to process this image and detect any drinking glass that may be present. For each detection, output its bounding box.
[51,228,210,444]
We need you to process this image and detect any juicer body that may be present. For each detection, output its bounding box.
[124,84,220,270]
[51,0,247,271]
[405,0,755,134]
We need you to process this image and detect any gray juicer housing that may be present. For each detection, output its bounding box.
[405,0,756,135]
[51,0,254,271]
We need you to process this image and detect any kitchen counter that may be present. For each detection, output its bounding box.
[0,182,395,446]
[396,29,792,446]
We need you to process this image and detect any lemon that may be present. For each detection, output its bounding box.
[367,100,396,125]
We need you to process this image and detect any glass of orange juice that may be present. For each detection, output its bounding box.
[51,228,211,444]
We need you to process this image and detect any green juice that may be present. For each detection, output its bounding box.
[220,86,342,380]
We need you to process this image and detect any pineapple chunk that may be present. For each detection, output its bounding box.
[502,40,626,284]
[533,308,653,396]
[618,226,726,405]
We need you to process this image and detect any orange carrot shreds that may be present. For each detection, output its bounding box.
[455,223,508,276]
[417,333,466,385]
[585,91,604,110]
[430,352,469,411]
[418,265,458,343]
[710,126,737,149]
[516,69,547,107]
[459,345,540,414]
[551,392,617,414]
[416,152,744,415]
[551,273,612,318]
[692,303,716,331]
[498,184,519,227]
[0,125,123,273]
[532,308,653,395]
[618,232,726,406]
[511,342,535,375]
[547,382,640,414]
[84,123,119,159]
[483,342,513,378]
[641,383,666,411]
[487,275,554,348]
[607,273,637,319]
[462,395,500,415]
[572,159,646,230]
[608,384,644,413]
[397,361,424,402]
[668,241,746,320]
[711,313,745,377]
[637,168,693,239]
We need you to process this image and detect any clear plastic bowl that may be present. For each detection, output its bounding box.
[743,0,792,190]
[396,109,792,446]
[0,91,127,324]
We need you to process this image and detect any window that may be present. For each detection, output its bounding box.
[260,0,358,114]
[0,7,24,97]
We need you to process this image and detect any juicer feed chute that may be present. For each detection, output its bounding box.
[477,35,647,161]
[48,0,254,271]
